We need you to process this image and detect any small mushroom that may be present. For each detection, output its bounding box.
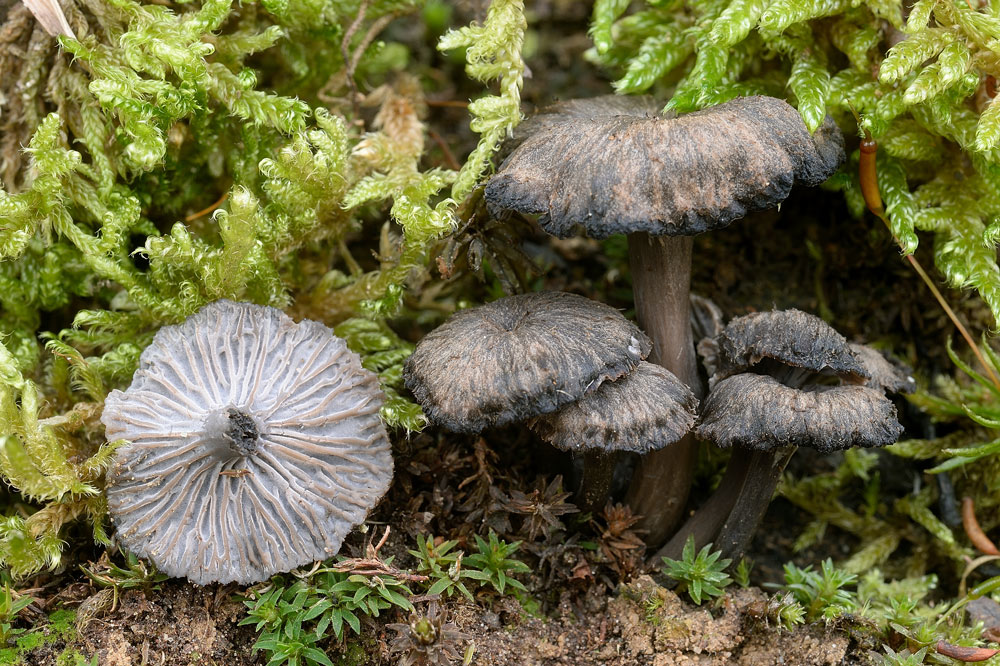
[849,342,917,394]
[710,309,870,388]
[653,309,904,563]
[486,95,845,544]
[102,300,392,585]
[697,374,902,453]
[402,291,651,433]
[530,361,697,513]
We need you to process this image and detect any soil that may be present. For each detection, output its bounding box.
[21,575,882,666]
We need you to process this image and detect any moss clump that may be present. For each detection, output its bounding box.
[0,0,526,577]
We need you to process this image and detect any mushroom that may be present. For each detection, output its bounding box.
[102,300,392,585]
[530,361,698,513]
[402,290,651,433]
[652,309,904,563]
[403,291,675,509]
[485,95,845,544]
[849,342,917,394]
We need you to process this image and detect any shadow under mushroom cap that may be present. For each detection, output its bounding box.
[485,95,845,239]
[402,291,651,433]
[102,300,392,585]
[695,373,902,454]
[531,361,697,455]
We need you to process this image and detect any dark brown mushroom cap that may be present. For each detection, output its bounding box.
[696,374,903,453]
[485,95,845,239]
[402,291,652,433]
[102,300,392,585]
[849,343,917,394]
[530,362,698,454]
[711,309,869,387]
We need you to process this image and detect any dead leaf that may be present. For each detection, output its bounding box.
[22,0,75,39]
[936,640,1000,662]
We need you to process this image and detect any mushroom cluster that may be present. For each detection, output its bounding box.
[403,291,698,512]
[102,300,393,585]
[485,94,845,544]
[655,308,911,563]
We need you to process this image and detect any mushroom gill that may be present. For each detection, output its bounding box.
[102,300,393,585]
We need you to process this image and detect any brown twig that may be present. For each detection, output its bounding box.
[426,99,471,108]
[963,496,1000,556]
[341,0,370,120]
[184,192,229,222]
[330,559,429,583]
[429,128,462,171]
[349,12,402,76]
[853,112,1000,392]
[326,526,430,583]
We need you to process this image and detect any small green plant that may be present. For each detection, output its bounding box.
[778,559,857,622]
[242,566,413,666]
[659,535,732,605]
[642,595,665,625]
[462,530,531,595]
[409,534,474,601]
[242,529,531,665]
[0,584,33,646]
[733,558,752,588]
[879,646,928,666]
[80,549,168,611]
[770,593,806,630]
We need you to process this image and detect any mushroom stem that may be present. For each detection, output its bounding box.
[577,450,617,515]
[624,233,702,546]
[648,447,756,565]
[713,446,797,563]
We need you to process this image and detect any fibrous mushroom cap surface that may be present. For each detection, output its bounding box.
[531,361,697,454]
[711,309,868,387]
[484,95,845,239]
[696,374,902,453]
[102,300,392,585]
[849,343,917,394]
[402,291,651,433]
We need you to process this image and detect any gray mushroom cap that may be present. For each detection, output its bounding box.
[102,300,392,585]
[504,95,663,155]
[695,374,903,454]
[484,95,845,239]
[530,361,698,455]
[710,309,869,388]
[849,343,917,394]
[402,291,652,433]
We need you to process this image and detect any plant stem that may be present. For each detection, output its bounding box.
[624,232,702,547]
[856,123,1000,392]
[713,446,797,563]
[577,450,616,515]
[648,447,754,565]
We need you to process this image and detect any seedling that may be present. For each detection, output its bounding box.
[659,536,732,605]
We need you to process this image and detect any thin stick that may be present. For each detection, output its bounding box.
[340,0,370,120]
[429,128,462,171]
[855,117,1000,392]
[184,192,229,222]
[962,496,1000,556]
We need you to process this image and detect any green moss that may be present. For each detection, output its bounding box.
[0,0,527,577]
[54,648,97,666]
[0,609,81,666]
[590,0,1000,324]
